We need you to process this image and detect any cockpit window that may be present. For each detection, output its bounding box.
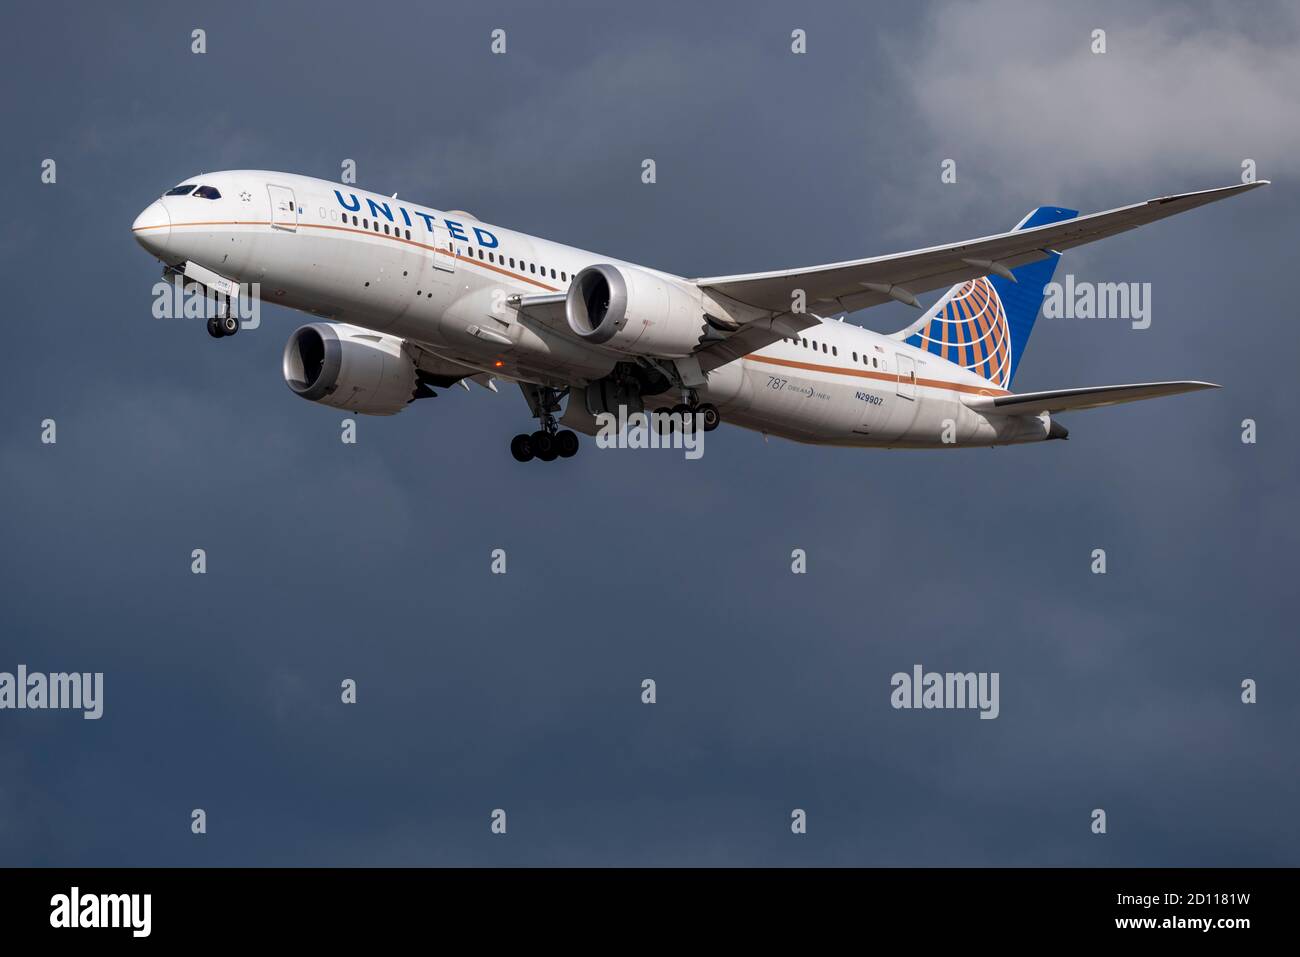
[193,185,221,200]
[165,184,196,196]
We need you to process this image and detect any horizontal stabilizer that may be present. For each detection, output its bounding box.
[965,381,1219,415]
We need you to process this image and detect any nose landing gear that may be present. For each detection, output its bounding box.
[164,265,239,339]
[206,314,240,338]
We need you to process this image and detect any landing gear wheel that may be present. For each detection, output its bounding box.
[510,434,534,462]
[697,403,721,431]
[652,408,674,434]
[220,315,239,336]
[206,316,224,338]
[532,430,558,462]
[555,430,579,458]
[672,403,695,433]
[518,384,570,462]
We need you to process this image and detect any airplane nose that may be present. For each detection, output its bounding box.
[132,201,171,257]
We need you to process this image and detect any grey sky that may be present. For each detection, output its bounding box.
[1,0,1296,865]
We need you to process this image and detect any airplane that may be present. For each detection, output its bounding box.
[131,171,1267,461]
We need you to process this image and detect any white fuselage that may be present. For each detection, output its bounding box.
[133,170,1053,449]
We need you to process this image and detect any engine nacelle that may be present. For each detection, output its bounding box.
[566,264,707,357]
[282,322,421,415]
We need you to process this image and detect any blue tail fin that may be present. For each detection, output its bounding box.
[895,205,1077,389]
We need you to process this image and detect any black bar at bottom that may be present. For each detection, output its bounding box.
[0,867,1288,941]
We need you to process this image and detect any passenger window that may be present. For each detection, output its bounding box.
[405,229,411,239]
[193,185,221,199]
[510,258,516,268]
[822,343,828,354]
[383,224,390,234]
[550,269,556,279]
[165,184,196,196]
[832,346,838,356]
[362,219,368,229]
[561,272,567,281]
[478,249,484,260]
[852,352,858,362]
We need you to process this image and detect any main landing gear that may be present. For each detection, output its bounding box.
[510,428,579,463]
[511,384,579,463]
[653,398,722,433]
[636,361,722,433]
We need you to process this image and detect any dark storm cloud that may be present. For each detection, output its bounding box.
[0,0,1295,866]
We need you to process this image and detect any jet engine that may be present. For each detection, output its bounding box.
[565,264,708,358]
[282,322,425,415]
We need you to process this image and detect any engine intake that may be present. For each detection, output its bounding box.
[565,263,706,358]
[282,322,422,416]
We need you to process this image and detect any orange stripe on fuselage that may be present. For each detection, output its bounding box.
[745,354,1009,396]
[134,219,562,292]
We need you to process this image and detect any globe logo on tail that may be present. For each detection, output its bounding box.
[905,277,1011,389]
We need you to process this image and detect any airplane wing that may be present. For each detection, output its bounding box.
[511,292,567,324]
[963,381,1219,415]
[691,182,1266,369]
